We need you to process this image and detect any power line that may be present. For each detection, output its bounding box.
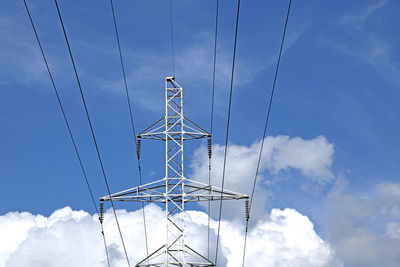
[21,1,110,266]
[108,0,149,258]
[53,0,131,266]
[169,0,175,76]
[207,0,220,259]
[214,0,241,264]
[241,1,293,266]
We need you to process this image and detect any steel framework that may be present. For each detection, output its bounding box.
[101,77,248,267]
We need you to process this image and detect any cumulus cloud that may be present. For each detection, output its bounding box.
[220,208,339,267]
[0,136,339,266]
[189,135,334,220]
[0,205,339,267]
[191,135,334,187]
[325,179,400,267]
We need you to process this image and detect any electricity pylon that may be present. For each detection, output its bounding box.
[101,77,248,267]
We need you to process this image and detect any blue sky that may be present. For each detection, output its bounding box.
[1,0,400,266]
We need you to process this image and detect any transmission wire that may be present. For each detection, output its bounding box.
[214,0,241,264]
[108,0,149,258]
[207,0,220,259]
[241,1,293,266]
[53,0,131,266]
[22,1,111,266]
[169,0,175,76]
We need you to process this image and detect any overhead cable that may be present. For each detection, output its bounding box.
[22,0,110,266]
[207,0,220,259]
[53,0,131,265]
[214,0,241,264]
[241,1,293,266]
[108,0,149,258]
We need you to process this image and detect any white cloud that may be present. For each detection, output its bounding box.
[189,135,334,221]
[0,205,339,267]
[222,208,339,267]
[0,207,102,267]
[190,135,334,189]
[326,179,400,267]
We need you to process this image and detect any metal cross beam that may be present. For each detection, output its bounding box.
[101,77,248,267]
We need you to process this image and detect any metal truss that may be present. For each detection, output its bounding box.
[100,178,248,203]
[101,77,248,267]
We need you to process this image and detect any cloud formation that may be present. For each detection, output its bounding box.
[0,205,338,267]
[326,179,400,267]
[192,134,334,191]
[191,135,334,186]
[190,135,334,221]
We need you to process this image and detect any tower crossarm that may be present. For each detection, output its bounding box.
[100,178,249,203]
[138,116,210,141]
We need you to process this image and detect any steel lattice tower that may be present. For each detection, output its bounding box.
[101,77,248,267]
